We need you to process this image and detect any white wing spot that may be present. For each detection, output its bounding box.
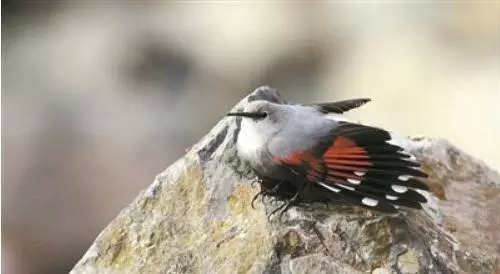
[362,197,379,207]
[354,171,366,176]
[347,178,361,185]
[407,154,418,161]
[398,175,411,181]
[398,151,417,161]
[317,181,341,193]
[386,195,399,201]
[337,184,355,191]
[385,139,398,146]
[392,185,408,193]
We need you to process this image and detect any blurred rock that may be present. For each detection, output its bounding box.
[4,2,499,273]
[71,88,499,274]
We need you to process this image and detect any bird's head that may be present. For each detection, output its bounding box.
[227,100,274,119]
[226,100,287,144]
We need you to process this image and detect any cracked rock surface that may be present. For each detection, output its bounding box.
[71,87,500,274]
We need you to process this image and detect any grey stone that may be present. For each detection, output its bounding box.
[71,87,500,274]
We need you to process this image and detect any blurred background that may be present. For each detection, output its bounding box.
[2,1,499,273]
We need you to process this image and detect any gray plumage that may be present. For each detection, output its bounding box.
[227,96,429,214]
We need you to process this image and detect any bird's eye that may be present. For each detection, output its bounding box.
[252,111,267,121]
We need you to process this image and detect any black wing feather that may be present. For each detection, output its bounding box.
[307,98,372,114]
[276,121,429,213]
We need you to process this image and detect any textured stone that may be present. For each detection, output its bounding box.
[396,249,420,274]
[71,87,500,274]
[372,268,391,274]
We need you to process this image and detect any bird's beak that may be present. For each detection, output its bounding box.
[226,112,266,119]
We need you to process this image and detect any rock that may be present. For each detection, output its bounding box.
[372,268,391,274]
[70,86,500,274]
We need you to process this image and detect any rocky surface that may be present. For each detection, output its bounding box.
[71,87,500,274]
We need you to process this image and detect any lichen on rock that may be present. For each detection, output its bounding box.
[71,87,500,274]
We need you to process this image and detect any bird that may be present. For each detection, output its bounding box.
[226,95,429,219]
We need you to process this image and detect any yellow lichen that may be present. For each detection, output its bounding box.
[214,183,272,273]
[77,153,274,273]
[397,249,420,274]
[283,230,302,256]
[94,227,133,270]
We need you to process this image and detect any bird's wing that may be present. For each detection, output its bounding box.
[274,121,429,213]
[306,98,371,114]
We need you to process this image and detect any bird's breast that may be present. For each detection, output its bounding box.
[237,121,266,161]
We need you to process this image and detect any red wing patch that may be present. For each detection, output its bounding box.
[331,136,357,148]
[277,151,304,165]
[275,136,372,184]
[276,151,321,182]
[322,136,371,176]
